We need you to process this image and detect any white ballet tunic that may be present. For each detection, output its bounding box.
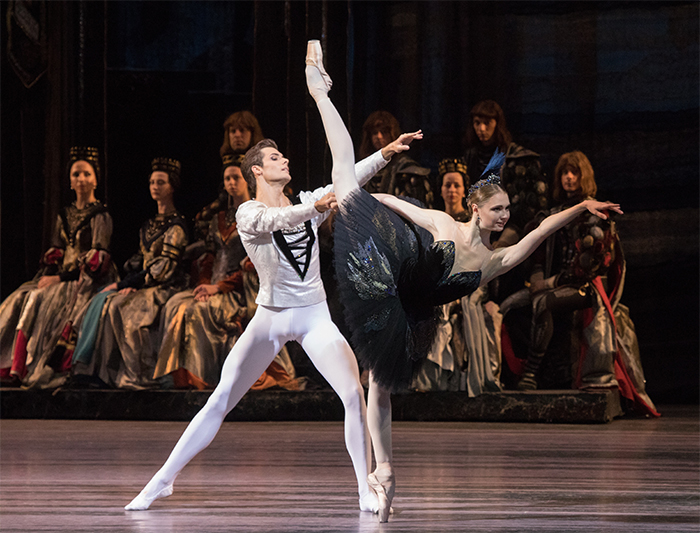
[236,149,388,309]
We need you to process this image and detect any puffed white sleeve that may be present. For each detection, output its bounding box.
[298,183,335,225]
[354,149,389,187]
[236,200,320,236]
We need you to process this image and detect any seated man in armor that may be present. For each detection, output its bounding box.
[517,151,658,416]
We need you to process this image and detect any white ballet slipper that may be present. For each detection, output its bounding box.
[124,481,173,511]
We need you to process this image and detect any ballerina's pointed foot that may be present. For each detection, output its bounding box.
[305,39,332,99]
[124,481,173,511]
[368,466,395,523]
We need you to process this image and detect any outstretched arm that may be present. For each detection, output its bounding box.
[375,193,454,240]
[354,131,424,188]
[481,199,622,283]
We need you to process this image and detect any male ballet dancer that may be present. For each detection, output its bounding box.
[124,88,417,513]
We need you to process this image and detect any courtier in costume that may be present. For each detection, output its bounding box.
[0,147,116,388]
[73,158,188,389]
[359,110,433,208]
[193,111,264,241]
[123,49,416,514]
[154,153,299,390]
[463,100,548,251]
[303,43,623,521]
[413,158,470,391]
[515,151,658,416]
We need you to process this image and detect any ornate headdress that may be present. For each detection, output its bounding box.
[467,173,502,198]
[151,157,181,189]
[69,146,101,181]
[222,152,245,170]
[437,158,468,180]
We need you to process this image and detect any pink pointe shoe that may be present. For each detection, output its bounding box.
[305,39,333,96]
[367,466,395,523]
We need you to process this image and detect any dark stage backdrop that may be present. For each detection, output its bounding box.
[1,0,698,402]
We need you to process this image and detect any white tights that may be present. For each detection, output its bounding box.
[142,302,372,501]
[308,68,394,471]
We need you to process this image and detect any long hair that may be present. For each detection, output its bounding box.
[359,111,401,159]
[553,151,597,202]
[464,100,512,152]
[220,111,265,156]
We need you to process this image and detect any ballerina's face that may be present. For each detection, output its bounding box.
[475,191,510,231]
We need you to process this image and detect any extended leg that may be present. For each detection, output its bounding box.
[298,304,375,512]
[124,307,282,510]
[305,41,358,204]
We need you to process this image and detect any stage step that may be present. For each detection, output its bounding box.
[0,388,622,423]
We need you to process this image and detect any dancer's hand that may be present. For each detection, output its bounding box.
[583,200,623,220]
[315,192,338,213]
[381,130,423,160]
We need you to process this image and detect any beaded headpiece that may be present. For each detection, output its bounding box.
[151,157,181,189]
[69,146,101,180]
[438,158,468,179]
[467,173,502,198]
[222,152,245,170]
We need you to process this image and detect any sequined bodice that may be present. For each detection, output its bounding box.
[424,240,481,306]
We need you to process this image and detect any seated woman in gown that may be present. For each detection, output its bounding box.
[154,153,301,390]
[0,146,116,388]
[413,158,470,391]
[73,158,189,389]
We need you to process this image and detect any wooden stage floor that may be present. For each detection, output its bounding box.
[1,406,698,532]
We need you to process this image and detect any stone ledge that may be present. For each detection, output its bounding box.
[0,388,621,424]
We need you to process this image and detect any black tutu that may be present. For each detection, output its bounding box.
[333,188,441,392]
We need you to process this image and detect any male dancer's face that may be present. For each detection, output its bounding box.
[258,147,291,186]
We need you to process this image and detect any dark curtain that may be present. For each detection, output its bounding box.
[1,0,697,400]
[1,0,106,298]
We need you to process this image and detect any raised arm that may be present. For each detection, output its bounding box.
[354,131,424,188]
[481,199,622,283]
[375,193,455,240]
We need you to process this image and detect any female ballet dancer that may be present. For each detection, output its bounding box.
[305,40,622,522]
